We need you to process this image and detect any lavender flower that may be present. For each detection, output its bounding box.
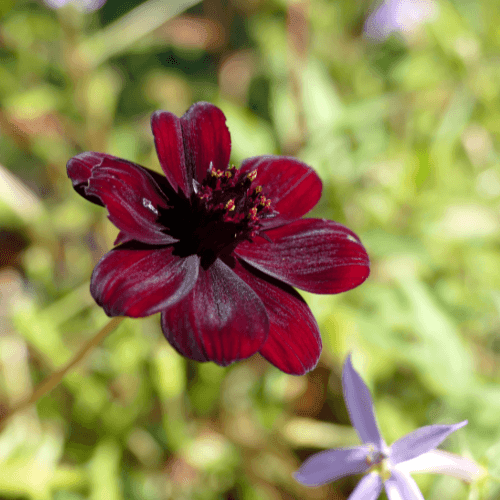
[364,0,438,41]
[294,354,476,499]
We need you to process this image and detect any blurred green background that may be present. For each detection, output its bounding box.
[1,0,499,498]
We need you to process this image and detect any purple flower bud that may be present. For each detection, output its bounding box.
[364,0,438,41]
[43,0,106,12]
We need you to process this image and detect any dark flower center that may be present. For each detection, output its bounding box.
[158,163,275,269]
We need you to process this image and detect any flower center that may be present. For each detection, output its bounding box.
[365,444,385,467]
[165,163,275,269]
[365,446,392,482]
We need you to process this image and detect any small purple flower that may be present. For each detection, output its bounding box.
[43,0,106,12]
[364,0,438,41]
[294,354,471,499]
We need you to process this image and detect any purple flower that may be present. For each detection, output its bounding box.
[294,354,470,497]
[364,0,438,41]
[67,103,370,375]
[43,0,106,12]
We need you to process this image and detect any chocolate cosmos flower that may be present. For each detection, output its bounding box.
[67,102,369,375]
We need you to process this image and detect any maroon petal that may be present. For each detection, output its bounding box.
[232,258,321,375]
[67,151,107,206]
[235,218,370,294]
[151,111,192,197]
[161,258,268,366]
[90,245,199,318]
[180,102,231,183]
[67,152,176,200]
[239,156,322,224]
[114,230,132,246]
[85,157,177,245]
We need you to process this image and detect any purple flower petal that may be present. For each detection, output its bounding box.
[151,111,192,197]
[384,469,425,500]
[364,0,437,42]
[180,102,231,184]
[90,245,199,317]
[235,218,370,294]
[349,472,383,500]
[161,258,268,366]
[390,421,468,466]
[231,258,321,375]
[342,355,384,448]
[396,449,485,482]
[85,157,177,245]
[238,156,322,225]
[293,446,372,486]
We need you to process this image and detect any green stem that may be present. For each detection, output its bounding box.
[0,316,124,430]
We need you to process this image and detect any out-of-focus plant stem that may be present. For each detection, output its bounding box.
[0,316,124,431]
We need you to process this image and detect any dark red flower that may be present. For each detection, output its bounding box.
[67,102,369,375]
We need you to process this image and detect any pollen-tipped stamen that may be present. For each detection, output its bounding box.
[247,170,257,181]
[189,163,275,265]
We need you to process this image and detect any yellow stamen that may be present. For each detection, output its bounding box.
[225,199,235,211]
[247,170,257,181]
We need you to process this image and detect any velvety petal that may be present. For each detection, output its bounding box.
[231,257,321,375]
[390,421,467,466]
[235,218,370,294]
[151,110,192,196]
[384,470,424,500]
[293,446,372,486]
[67,151,106,206]
[349,473,383,500]
[238,155,322,224]
[342,354,384,448]
[180,102,231,183]
[67,152,175,205]
[161,258,268,366]
[85,157,177,245]
[90,245,199,318]
[396,450,485,482]
[114,230,132,246]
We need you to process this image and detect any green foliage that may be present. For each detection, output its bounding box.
[1,0,499,498]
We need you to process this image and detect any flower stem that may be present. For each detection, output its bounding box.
[0,316,124,430]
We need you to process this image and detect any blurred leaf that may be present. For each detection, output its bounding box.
[89,439,123,500]
[0,424,64,500]
[396,276,474,398]
[301,58,343,133]
[77,0,203,68]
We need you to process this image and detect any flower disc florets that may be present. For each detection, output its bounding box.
[155,162,276,269]
[188,163,274,267]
